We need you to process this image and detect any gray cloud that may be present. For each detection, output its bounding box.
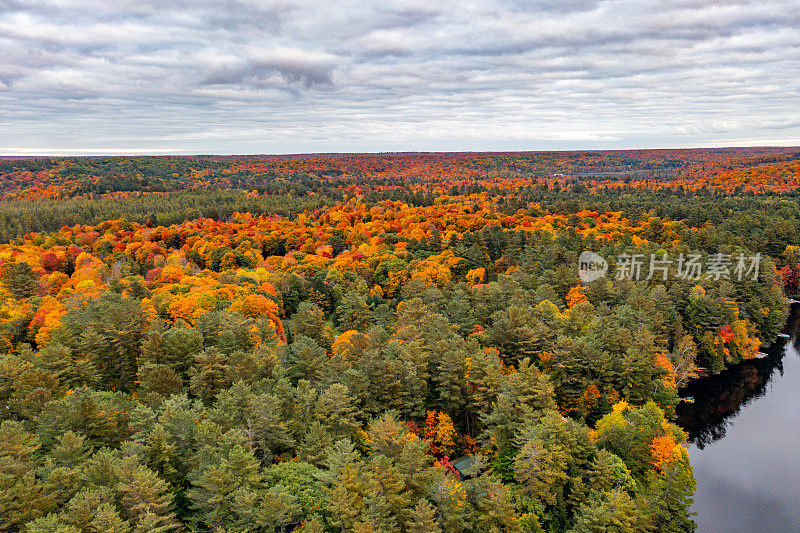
[200,47,338,87]
[0,0,798,154]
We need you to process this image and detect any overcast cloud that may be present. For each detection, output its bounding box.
[1,0,799,154]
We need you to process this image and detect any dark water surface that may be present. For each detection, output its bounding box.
[676,313,800,532]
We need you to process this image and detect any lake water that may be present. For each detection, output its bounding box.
[676,312,800,532]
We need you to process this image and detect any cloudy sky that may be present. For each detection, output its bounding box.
[1,0,799,155]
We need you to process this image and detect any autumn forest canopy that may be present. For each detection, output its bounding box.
[1,147,799,532]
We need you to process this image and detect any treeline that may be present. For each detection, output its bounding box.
[3,177,800,253]
[0,190,338,243]
[3,148,799,202]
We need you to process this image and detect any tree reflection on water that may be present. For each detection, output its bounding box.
[676,310,798,449]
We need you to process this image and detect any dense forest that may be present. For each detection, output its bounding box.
[0,148,798,532]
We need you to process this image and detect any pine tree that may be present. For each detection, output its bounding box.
[314,383,362,438]
[406,500,442,533]
[285,335,326,384]
[51,431,93,469]
[325,462,365,531]
[137,364,183,405]
[336,290,372,332]
[56,292,146,390]
[160,323,204,377]
[23,514,82,533]
[189,444,263,530]
[569,490,641,533]
[291,302,333,350]
[115,459,180,531]
[0,421,53,530]
[88,503,131,533]
[638,462,696,533]
[2,261,40,299]
[487,305,540,364]
[245,392,294,460]
[142,424,179,485]
[62,488,115,531]
[255,484,301,532]
[189,347,230,404]
[365,455,410,525]
[298,421,335,466]
[132,511,179,533]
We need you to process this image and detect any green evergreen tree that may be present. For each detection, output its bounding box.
[2,261,40,299]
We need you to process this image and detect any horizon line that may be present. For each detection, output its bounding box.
[2,144,800,159]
